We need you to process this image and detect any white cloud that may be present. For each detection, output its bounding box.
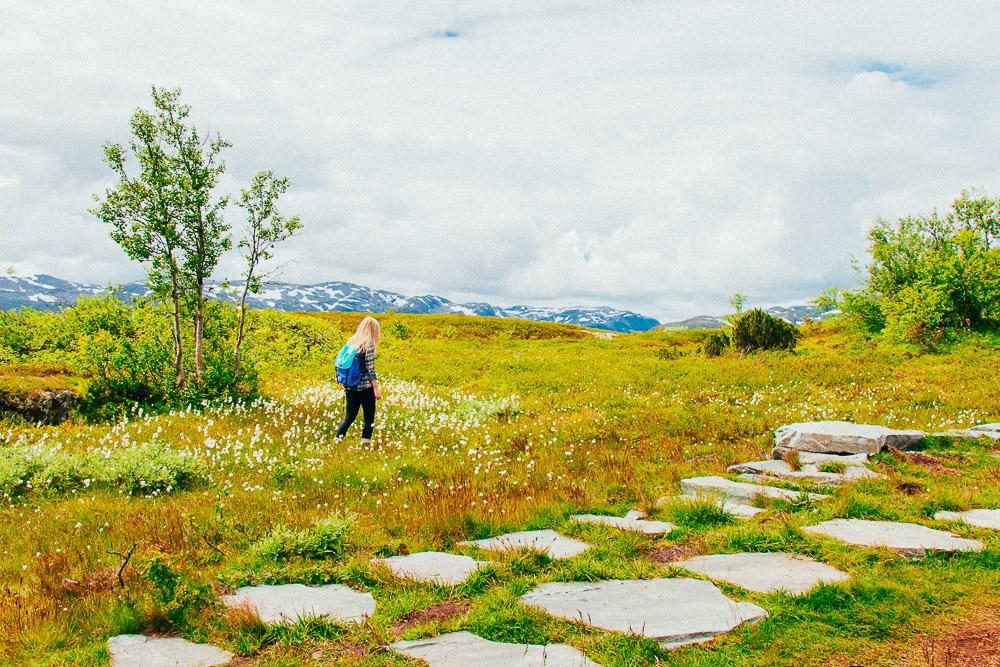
[2,0,1000,319]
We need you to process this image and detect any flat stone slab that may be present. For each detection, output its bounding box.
[460,529,590,559]
[372,551,488,586]
[774,421,925,455]
[657,495,764,519]
[570,513,677,534]
[391,631,601,666]
[222,583,375,625]
[935,509,1000,530]
[729,459,882,486]
[802,519,983,556]
[970,423,1000,439]
[671,552,850,595]
[681,476,827,506]
[795,452,870,465]
[108,635,233,667]
[520,578,767,649]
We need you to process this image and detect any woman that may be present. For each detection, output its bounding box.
[336,316,381,443]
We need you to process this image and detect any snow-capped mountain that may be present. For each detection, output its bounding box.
[657,305,836,329]
[0,274,661,333]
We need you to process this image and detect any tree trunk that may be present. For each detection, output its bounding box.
[194,277,205,382]
[170,273,186,389]
[233,264,254,378]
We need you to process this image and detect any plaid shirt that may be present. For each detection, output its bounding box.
[352,347,378,391]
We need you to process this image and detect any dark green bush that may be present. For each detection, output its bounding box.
[703,330,731,357]
[730,308,799,354]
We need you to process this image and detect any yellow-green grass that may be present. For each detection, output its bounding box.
[0,314,998,666]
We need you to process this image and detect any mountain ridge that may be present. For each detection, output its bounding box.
[0,274,661,333]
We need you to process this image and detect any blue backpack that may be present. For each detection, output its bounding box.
[335,344,363,388]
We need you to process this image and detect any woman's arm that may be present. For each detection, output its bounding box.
[366,349,381,399]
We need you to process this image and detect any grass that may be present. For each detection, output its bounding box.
[0,313,998,665]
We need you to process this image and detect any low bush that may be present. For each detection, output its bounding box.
[702,330,731,357]
[0,441,205,500]
[730,308,799,354]
[92,441,204,496]
[252,515,354,562]
[142,555,213,629]
[387,318,411,340]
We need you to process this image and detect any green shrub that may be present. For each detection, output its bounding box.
[2,295,264,419]
[33,451,88,493]
[730,308,799,354]
[142,555,212,628]
[703,330,731,357]
[252,515,353,561]
[387,318,411,340]
[0,441,204,499]
[0,449,40,499]
[90,441,204,496]
[837,191,1000,345]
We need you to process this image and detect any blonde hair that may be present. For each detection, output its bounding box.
[349,316,381,352]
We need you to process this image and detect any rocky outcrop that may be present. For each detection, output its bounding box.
[0,388,78,424]
[773,421,925,457]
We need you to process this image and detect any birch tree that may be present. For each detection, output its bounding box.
[233,171,302,376]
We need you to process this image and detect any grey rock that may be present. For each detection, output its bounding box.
[795,452,870,465]
[680,476,827,505]
[372,551,488,586]
[656,495,764,518]
[570,513,676,534]
[221,583,375,625]
[802,519,983,556]
[970,423,1000,440]
[671,552,850,594]
[107,635,232,667]
[934,509,1000,530]
[459,529,590,559]
[729,459,882,486]
[390,631,601,666]
[774,421,925,455]
[520,578,767,649]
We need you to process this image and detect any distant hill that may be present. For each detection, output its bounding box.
[0,274,661,333]
[658,305,836,329]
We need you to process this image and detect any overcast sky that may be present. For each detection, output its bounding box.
[2,1,999,319]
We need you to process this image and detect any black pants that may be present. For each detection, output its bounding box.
[336,386,376,439]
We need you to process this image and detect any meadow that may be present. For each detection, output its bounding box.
[1,312,999,666]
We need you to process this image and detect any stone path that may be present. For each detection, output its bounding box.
[198,417,995,661]
[391,631,602,666]
[680,475,828,505]
[570,512,677,534]
[460,529,591,559]
[107,635,232,667]
[373,551,489,586]
[934,509,1000,530]
[670,552,850,595]
[520,578,767,649]
[222,583,375,625]
[802,519,983,556]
